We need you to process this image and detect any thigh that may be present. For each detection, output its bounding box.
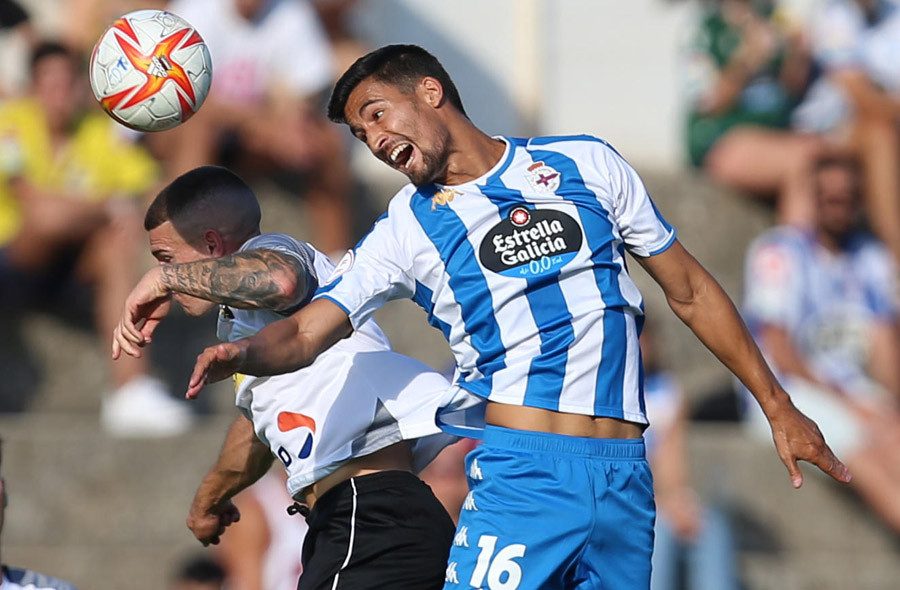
[301,474,454,590]
[443,445,590,590]
[574,458,656,590]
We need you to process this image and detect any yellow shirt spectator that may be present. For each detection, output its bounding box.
[0,98,158,246]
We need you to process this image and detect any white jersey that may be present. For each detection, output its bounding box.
[743,226,898,392]
[314,135,677,435]
[217,233,455,499]
[167,0,333,105]
[1,567,77,590]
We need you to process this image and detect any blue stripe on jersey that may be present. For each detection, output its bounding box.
[410,187,506,397]
[528,146,629,416]
[479,169,575,411]
[412,280,453,340]
[316,294,351,316]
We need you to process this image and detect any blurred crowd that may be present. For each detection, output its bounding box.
[1,0,900,589]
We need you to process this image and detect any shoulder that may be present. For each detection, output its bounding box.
[3,566,78,590]
[849,232,894,268]
[240,232,308,253]
[747,226,809,277]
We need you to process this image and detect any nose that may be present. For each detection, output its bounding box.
[370,130,390,155]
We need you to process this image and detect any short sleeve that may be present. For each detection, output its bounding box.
[239,233,319,307]
[604,146,677,257]
[811,2,863,70]
[743,231,804,329]
[313,207,416,329]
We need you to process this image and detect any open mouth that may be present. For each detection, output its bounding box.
[389,143,414,170]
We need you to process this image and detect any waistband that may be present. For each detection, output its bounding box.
[313,470,420,509]
[482,425,645,459]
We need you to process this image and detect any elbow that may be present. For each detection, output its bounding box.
[269,270,305,311]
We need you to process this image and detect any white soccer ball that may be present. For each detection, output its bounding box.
[89,9,212,132]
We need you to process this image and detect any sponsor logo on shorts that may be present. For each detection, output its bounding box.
[479,206,583,278]
[463,491,478,511]
[454,526,470,547]
[445,562,460,584]
[469,459,483,480]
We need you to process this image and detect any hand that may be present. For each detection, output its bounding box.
[657,488,702,541]
[112,267,171,360]
[187,341,248,399]
[186,499,241,546]
[766,397,852,488]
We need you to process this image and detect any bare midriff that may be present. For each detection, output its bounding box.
[300,440,414,509]
[485,401,644,439]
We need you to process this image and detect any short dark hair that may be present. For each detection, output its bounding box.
[30,40,73,73]
[813,154,860,178]
[144,166,261,231]
[328,44,466,123]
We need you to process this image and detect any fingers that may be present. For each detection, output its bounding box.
[140,318,161,343]
[187,347,216,399]
[812,445,852,485]
[112,325,143,359]
[786,455,803,489]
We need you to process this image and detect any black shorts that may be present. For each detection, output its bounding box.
[298,470,455,590]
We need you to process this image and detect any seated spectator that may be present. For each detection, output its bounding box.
[685,0,824,226]
[742,156,900,534]
[0,41,192,436]
[0,0,36,97]
[641,326,739,590]
[793,0,900,262]
[0,438,79,590]
[215,470,305,590]
[171,555,225,590]
[155,0,354,256]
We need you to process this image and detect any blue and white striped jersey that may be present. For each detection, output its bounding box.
[2,566,78,590]
[315,135,677,434]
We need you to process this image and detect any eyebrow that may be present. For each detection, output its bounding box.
[357,98,381,117]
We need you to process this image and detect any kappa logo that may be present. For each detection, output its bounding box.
[454,526,470,547]
[463,491,478,511]
[469,459,483,480]
[276,411,316,464]
[445,562,460,584]
[431,188,460,211]
[525,161,561,193]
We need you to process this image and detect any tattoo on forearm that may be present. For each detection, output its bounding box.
[160,250,305,310]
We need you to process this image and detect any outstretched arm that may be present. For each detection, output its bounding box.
[113,249,308,359]
[637,241,851,488]
[187,413,274,546]
[186,298,353,399]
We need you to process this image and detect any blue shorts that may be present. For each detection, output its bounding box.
[443,426,655,590]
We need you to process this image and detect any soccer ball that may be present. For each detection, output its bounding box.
[89,9,212,132]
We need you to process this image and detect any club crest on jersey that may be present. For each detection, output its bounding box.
[525,161,561,193]
[276,411,316,464]
[479,206,583,278]
[431,188,460,211]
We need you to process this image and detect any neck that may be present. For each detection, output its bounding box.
[435,117,506,186]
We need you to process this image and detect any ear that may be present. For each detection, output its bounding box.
[420,77,445,109]
[202,229,226,257]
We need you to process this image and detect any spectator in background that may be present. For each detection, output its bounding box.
[0,41,192,436]
[685,0,824,226]
[742,156,900,534]
[156,0,354,256]
[641,326,739,590]
[0,0,37,98]
[793,0,900,263]
[0,439,79,590]
[170,555,225,590]
[215,470,305,590]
